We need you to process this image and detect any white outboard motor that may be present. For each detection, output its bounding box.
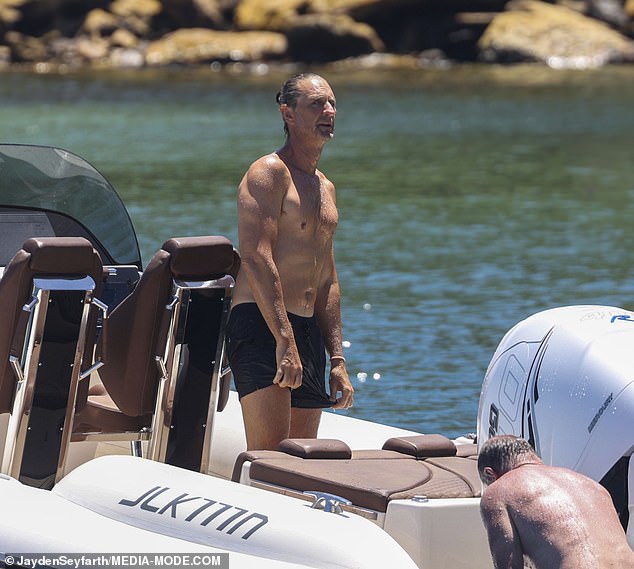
[477,305,634,546]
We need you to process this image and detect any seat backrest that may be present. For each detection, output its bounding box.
[0,237,103,414]
[98,236,239,418]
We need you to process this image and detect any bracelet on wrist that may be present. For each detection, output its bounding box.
[330,355,346,363]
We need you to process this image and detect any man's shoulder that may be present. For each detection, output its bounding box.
[481,483,506,507]
[249,152,288,176]
[241,153,291,194]
[481,472,531,507]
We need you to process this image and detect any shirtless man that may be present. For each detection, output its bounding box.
[478,435,634,569]
[225,73,354,450]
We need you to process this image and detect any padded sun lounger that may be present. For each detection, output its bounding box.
[233,435,481,514]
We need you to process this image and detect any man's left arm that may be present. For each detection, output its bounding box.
[480,490,524,569]
[314,244,354,409]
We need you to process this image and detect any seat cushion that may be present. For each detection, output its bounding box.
[162,236,238,280]
[250,455,431,512]
[382,434,457,458]
[245,450,482,513]
[73,393,151,434]
[278,438,352,459]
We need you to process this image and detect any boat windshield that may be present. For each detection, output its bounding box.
[0,144,141,268]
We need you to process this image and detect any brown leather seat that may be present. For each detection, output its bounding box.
[0,237,104,414]
[234,436,481,513]
[73,236,240,460]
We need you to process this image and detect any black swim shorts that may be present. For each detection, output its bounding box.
[225,303,333,409]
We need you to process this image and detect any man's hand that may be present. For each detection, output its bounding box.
[329,361,354,409]
[274,340,303,389]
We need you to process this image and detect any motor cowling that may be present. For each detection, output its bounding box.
[477,305,634,543]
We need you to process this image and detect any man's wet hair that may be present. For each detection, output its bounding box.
[478,435,538,482]
[276,73,323,136]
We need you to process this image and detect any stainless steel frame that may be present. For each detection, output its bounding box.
[72,273,234,473]
[1,275,99,485]
[148,274,234,470]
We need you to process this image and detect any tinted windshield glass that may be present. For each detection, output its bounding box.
[0,144,140,267]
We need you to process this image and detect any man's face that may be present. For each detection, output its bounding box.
[284,77,337,140]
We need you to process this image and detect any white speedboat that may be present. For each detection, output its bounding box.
[0,143,485,569]
[1,144,631,568]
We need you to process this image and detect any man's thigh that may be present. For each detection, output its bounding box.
[240,384,291,450]
[290,407,322,439]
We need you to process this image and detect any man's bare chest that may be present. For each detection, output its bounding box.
[281,180,337,235]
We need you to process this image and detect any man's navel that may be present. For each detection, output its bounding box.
[303,289,315,310]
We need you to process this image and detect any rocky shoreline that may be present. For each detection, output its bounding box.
[1,0,633,71]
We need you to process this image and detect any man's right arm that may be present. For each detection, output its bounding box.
[480,490,524,569]
[236,156,302,389]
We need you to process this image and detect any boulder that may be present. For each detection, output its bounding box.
[0,0,631,67]
[234,0,307,31]
[35,34,106,67]
[82,8,119,37]
[235,0,385,61]
[110,27,138,47]
[233,0,418,30]
[73,35,110,60]
[285,13,383,62]
[478,0,634,67]
[108,0,161,36]
[80,7,146,66]
[108,45,144,67]
[4,29,48,61]
[144,27,287,65]
[109,0,161,19]
[233,0,443,38]
[316,0,507,57]
[0,0,26,31]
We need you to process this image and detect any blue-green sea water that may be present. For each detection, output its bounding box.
[2,64,633,437]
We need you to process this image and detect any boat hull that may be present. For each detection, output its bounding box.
[52,455,419,569]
